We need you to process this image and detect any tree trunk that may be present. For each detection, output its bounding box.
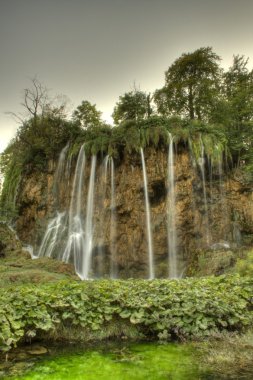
[188,86,195,119]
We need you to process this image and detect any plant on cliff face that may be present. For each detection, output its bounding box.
[0,142,21,220]
[235,250,253,277]
[0,275,252,352]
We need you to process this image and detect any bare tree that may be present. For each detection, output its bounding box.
[21,77,48,120]
[6,77,49,126]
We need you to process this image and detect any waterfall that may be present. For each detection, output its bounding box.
[209,156,214,222]
[167,133,178,279]
[62,144,86,272]
[109,157,117,279]
[97,155,109,277]
[52,143,69,209]
[35,145,70,259]
[36,146,98,280]
[140,148,154,280]
[37,212,66,258]
[217,148,229,244]
[199,138,211,246]
[82,155,97,279]
[53,143,69,191]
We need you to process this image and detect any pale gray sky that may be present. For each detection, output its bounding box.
[1,0,253,152]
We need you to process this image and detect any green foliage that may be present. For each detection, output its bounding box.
[0,114,82,220]
[0,143,22,219]
[223,55,253,124]
[72,100,103,128]
[154,47,221,121]
[0,275,252,352]
[153,48,253,176]
[112,90,152,125]
[79,117,227,159]
[235,250,253,277]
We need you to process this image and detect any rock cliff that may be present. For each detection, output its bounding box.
[15,144,253,278]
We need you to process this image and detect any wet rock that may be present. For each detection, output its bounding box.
[27,346,48,355]
[13,147,253,277]
[210,242,230,251]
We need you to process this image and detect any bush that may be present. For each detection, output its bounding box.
[0,275,252,352]
[235,250,253,276]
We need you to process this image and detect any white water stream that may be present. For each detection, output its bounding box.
[140,148,154,279]
[167,133,178,278]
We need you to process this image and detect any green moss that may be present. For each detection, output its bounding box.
[235,249,253,276]
[4,342,201,380]
[0,159,21,220]
[187,249,237,277]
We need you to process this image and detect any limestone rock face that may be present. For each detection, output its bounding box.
[15,145,253,278]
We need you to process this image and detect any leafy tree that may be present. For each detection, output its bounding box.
[223,55,253,125]
[112,90,152,125]
[154,47,222,121]
[222,56,253,170]
[72,100,102,128]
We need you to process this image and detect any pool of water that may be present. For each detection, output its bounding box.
[3,342,204,380]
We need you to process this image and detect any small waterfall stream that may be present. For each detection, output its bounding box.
[53,143,69,198]
[37,211,66,258]
[109,157,117,279]
[97,155,109,277]
[82,155,97,279]
[140,148,154,280]
[199,138,211,246]
[36,144,71,259]
[167,133,178,278]
[62,144,86,274]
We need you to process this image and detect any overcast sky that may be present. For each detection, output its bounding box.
[1,0,253,152]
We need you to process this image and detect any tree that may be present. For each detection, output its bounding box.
[7,77,49,126]
[223,55,253,125]
[72,100,102,128]
[222,55,253,168]
[112,90,153,125]
[5,79,77,169]
[154,47,221,121]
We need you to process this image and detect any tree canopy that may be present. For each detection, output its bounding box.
[72,100,103,128]
[154,47,221,121]
[112,90,152,125]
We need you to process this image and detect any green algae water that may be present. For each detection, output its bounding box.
[5,342,202,380]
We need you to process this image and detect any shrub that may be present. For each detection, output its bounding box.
[0,275,252,352]
[235,250,253,276]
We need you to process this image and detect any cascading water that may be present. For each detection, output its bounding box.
[97,155,109,277]
[37,211,66,258]
[82,155,97,279]
[62,144,86,275]
[199,138,211,246]
[36,145,97,280]
[53,143,69,195]
[65,154,73,187]
[35,136,229,281]
[109,157,117,279]
[140,148,154,280]
[35,144,70,259]
[216,147,230,244]
[167,133,178,279]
